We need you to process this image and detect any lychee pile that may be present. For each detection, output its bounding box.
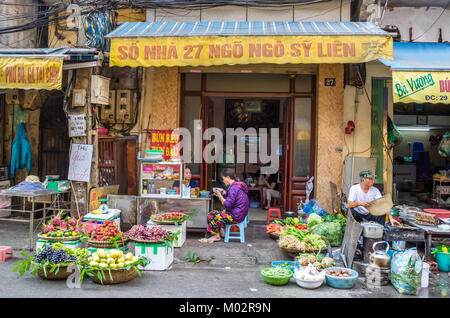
[91,220,126,241]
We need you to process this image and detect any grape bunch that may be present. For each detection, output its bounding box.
[34,245,77,264]
[127,225,170,241]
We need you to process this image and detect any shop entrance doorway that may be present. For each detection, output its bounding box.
[180,72,316,220]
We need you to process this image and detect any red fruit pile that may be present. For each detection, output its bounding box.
[127,225,169,241]
[91,220,125,241]
[153,212,186,222]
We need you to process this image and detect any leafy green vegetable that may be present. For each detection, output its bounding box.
[322,213,336,223]
[282,227,308,241]
[310,222,343,246]
[307,213,322,228]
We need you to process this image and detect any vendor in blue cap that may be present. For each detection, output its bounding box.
[348,170,400,226]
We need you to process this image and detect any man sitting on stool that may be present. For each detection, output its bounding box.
[348,170,400,226]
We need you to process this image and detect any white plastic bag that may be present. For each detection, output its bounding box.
[391,248,423,295]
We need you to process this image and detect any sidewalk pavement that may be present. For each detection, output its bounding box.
[0,220,448,298]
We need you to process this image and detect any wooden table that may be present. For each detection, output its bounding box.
[247,186,264,208]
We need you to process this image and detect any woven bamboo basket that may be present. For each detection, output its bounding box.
[87,237,129,248]
[37,233,81,242]
[32,262,76,280]
[130,238,165,245]
[90,268,137,285]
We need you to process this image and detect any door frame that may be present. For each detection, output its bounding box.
[180,73,316,210]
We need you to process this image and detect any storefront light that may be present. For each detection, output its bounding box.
[397,126,430,132]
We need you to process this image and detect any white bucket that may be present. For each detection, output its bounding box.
[421,262,430,288]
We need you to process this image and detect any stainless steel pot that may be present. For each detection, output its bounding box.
[361,221,384,239]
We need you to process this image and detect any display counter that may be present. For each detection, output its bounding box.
[137,196,211,232]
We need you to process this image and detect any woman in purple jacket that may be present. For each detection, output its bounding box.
[207,168,249,243]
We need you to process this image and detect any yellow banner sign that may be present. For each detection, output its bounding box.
[110,35,393,67]
[393,71,450,104]
[0,57,63,90]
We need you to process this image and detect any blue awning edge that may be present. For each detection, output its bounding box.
[379,42,450,71]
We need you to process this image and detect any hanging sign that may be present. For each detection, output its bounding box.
[0,57,63,90]
[392,71,450,104]
[110,35,393,68]
[68,114,87,137]
[149,129,180,161]
[68,144,93,182]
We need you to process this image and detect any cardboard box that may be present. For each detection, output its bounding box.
[82,209,121,230]
[35,239,85,252]
[134,242,173,271]
[147,220,186,248]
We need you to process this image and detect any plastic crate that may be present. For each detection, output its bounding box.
[0,165,8,181]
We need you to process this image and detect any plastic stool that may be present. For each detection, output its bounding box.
[244,214,249,228]
[0,246,13,262]
[224,222,245,243]
[267,208,282,224]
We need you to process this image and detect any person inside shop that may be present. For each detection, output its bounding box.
[348,170,400,226]
[172,166,198,189]
[206,168,249,243]
[262,170,280,210]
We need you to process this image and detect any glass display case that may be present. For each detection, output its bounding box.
[139,159,183,198]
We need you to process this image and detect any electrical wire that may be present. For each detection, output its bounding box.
[412,0,449,41]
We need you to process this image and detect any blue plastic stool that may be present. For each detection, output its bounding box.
[224,222,245,243]
[244,215,249,228]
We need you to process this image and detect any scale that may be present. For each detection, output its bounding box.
[98,198,109,214]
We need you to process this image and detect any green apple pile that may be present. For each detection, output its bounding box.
[87,248,139,270]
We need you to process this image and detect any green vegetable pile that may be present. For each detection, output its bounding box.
[310,222,343,247]
[262,267,292,277]
[307,213,322,228]
[304,233,328,250]
[282,227,308,241]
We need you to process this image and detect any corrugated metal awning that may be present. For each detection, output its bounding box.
[106,21,388,38]
[379,42,450,71]
[105,21,393,68]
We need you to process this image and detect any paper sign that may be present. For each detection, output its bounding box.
[68,114,87,137]
[68,144,93,182]
[150,129,180,161]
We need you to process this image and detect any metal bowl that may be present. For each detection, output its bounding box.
[284,211,296,218]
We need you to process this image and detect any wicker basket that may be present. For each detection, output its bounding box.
[130,238,165,245]
[90,268,137,285]
[37,233,81,242]
[32,262,76,280]
[87,237,129,248]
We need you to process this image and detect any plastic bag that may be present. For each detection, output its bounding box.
[391,248,423,295]
[310,222,343,247]
[438,132,450,158]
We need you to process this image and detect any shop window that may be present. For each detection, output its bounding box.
[293,98,312,178]
[295,74,312,93]
[185,73,202,91]
[206,73,290,92]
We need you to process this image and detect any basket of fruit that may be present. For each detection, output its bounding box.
[87,220,129,248]
[127,224,180,246]
[39,213,85,241]
[13,243,88,281]
[38,231,81,241]
[82,249,149,285]
[151,212,190,225]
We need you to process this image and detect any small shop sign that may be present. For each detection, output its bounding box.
[68,114,87,137]
[150,129,180,161]
[324,78,336,87]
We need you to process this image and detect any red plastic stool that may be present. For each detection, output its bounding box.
[0,246,13,262]
[267,208,282,224]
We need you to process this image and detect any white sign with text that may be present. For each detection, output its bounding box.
[68,114,87,137]
[68,143,93,182]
